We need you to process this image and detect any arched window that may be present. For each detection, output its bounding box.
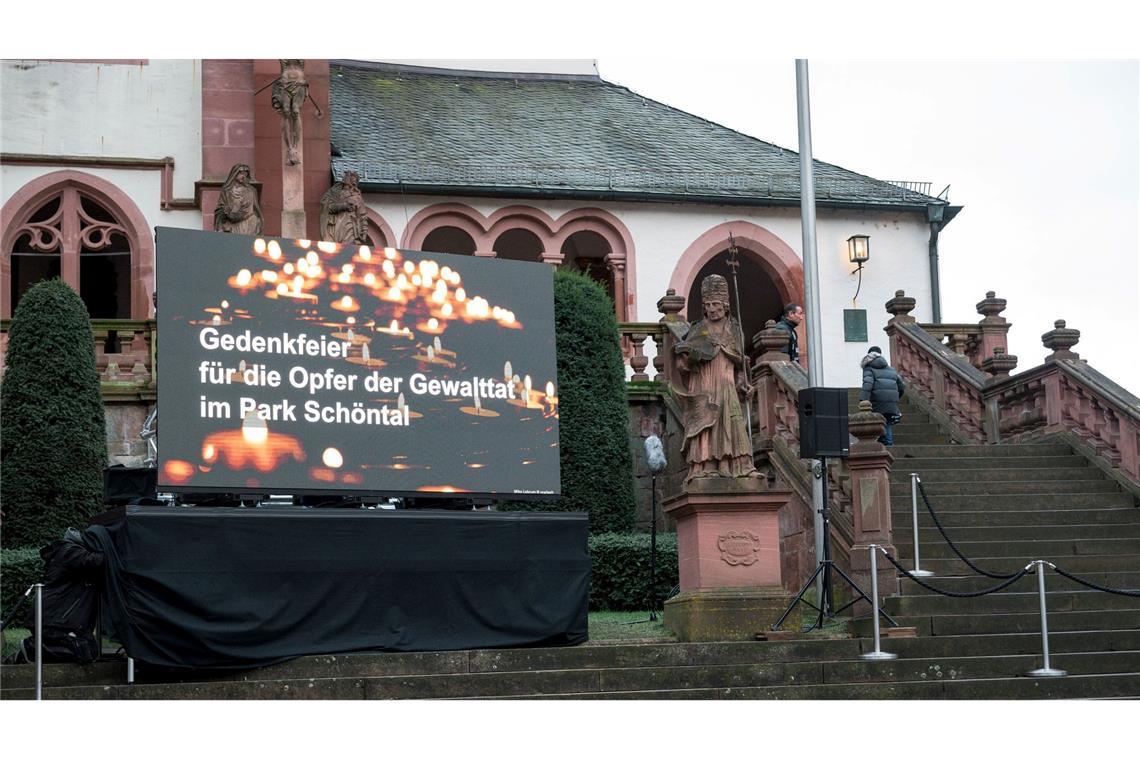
[494,228,543,262]
[561,229,614,302]
[3,172,151,319]
[422,226,477,255]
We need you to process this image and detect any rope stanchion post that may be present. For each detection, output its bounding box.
[1026,560,1066,678]
[34,582,44,701]
[858,545,897,661]
[127,656,135,685]
[910,473,934,577]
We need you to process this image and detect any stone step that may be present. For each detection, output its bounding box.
[523,672,1140,699]
[0,640,864,691]
[891,455,1090,470]
[890,443,1074,458]
[9,664,1140,701]
[891,571,1140,596]
[890,467,1098,484]
[889,480,1120,497]
[873,628,1140,658]
[910,554,1140,576]
[884,590,1140,616]
[892,507,1140,528]
[868,608,1140,637]
[819,650,1140,684]
[889,435,959,446]
[889,492,1133,510]
[904,523,1140,542]
[893,537,1140,560]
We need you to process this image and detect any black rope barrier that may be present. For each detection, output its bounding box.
[915,479,1021,579]
[0,584,35,632]
[880,549,1031,597]
[1051,566,1140,598]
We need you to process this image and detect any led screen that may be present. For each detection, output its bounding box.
[155,227,560,497]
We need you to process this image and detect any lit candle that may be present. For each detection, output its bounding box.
[267,240,282,260]
[317,241,338,254]
[242,411,268,445]
[253,238,267,255]
[235,269,252,287]
[358,245,371,261]
[322,447,344,468]
[384,247,398,259]
[504,361,513,380]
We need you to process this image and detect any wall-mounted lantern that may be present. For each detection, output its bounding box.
[848,234,870,305]
[847,234,870,272]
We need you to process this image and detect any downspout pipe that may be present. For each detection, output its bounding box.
[927,203,945,323]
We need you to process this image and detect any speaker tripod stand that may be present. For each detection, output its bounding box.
[772,456,898,632]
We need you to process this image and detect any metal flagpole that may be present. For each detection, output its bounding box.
[796,59,829,611]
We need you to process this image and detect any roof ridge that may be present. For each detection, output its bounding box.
[331,59,603,83]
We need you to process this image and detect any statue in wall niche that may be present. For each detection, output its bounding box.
[671,274,759,483]
[269,59,322,166]
[319,170,367,244]
[212,163,263,236]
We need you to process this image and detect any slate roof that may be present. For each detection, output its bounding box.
[330,61,953,215]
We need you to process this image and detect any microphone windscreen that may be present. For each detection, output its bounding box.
[644,434,667,474]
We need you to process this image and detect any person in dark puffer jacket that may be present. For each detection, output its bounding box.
[859,345,905,446]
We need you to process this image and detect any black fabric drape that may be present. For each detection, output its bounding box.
[86,506,589,669]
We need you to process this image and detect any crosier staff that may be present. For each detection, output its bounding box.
[726,234,754,445]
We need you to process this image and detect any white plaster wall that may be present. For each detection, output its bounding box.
[0,60,202,198]
[363,193,935,387]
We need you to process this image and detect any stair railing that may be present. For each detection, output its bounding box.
[883,291,1140,493]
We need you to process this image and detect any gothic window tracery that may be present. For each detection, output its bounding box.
[6,185,133,319]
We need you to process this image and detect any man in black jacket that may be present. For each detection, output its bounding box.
[773,303,804,364]
[859,345,905,446]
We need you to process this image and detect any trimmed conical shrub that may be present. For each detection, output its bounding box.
[501,269,636,533]
[1,279,107,549]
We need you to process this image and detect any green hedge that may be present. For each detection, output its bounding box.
[1,279,107,549]
[589,532,678,611]
[0,547,44,618]
[500,269,636,533]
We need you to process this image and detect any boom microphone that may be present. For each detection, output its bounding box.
[644,434,667,474]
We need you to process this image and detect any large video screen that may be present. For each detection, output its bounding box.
[155,227,560,498]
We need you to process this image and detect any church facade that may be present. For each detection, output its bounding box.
[1,58,959,462]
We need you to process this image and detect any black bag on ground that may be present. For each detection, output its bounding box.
[8,528,105,664]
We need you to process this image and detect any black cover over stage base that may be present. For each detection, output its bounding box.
[86,506,589,669]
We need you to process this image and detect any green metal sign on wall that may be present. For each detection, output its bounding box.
[843,309,868,342]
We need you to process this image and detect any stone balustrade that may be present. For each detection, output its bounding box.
[885,292,1140,490]
[0,318,156,392]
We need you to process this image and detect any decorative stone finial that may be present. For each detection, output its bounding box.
[657,288,686,320]
[752,319,791,360]
[885,290,917,322]
[848,400,887,449]
[981,346,1019,379]
[1042,319,1080,360]
[976,291,1007,322]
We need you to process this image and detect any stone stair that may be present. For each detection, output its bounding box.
[5,631,1140,699]
[4,394,1138,699]
[863,395,1140,692]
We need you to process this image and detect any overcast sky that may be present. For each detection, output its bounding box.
[595,59,1139,394]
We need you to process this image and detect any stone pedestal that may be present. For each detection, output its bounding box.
[662,478,795,640]
[847,401,899,615]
